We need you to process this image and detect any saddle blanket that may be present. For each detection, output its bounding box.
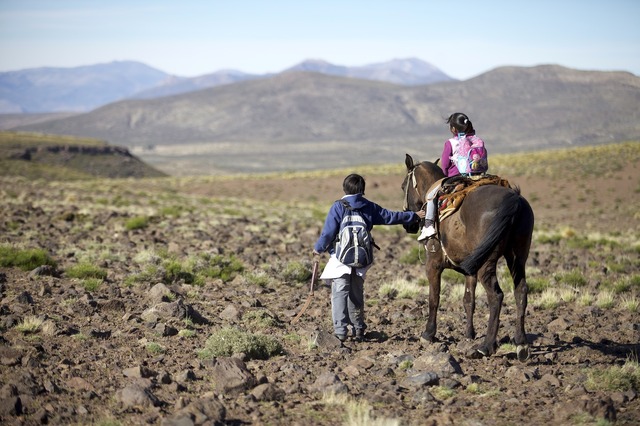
[438,175,511,222]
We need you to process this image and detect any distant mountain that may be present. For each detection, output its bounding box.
[14,65,640,175]
[0,58,453,113]
[0,61,171,113]
[131,69,261,99]
[286,58,455,85]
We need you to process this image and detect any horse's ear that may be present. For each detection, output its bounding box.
[435,158,440,166]
[405,153,414,170]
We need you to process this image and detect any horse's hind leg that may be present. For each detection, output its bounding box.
[507,198,533,361]
[505,251,530,361]
[463,274,477,339]
[471,261,503,358]
[421,262,442,342]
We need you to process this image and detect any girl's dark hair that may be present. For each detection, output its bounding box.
[447,112,474,134]
[343,173,365,195]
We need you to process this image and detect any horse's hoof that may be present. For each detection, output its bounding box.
[420,332,435,344]
[516,344,530,362]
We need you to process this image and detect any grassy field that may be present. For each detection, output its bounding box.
[0,140,639,425]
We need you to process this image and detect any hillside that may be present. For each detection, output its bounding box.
[0,131,166,179]
[13,65,640,175]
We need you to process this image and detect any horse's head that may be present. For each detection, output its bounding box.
[401,154,445,233]
[402,154,444,211]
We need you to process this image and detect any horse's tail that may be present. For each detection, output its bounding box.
[459,189,522,275]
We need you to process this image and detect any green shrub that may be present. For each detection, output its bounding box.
[198,254,244,283]
[566,236,597,249]
[82,278,102,292]
[159,205,185,217]
[596,290,615,309]
[146,342,165,354]
[243,309,281,328]
[399,247,422,265]
[66,262,107,280]
[164,259,195,284]
[555,269,587,287]
[0,245,56,270]
[534,289,560,309]
[15,316,44,334]
[178,329,196,338]
[527,277,551,293]
[200,327,283,360]
[126,253,244,286]
[606,277,631,294]
[536,234,562,245]
[441,269,465,285]
[243,270,272,287]
[586,359,640,392]
[282,261,311,283]
[125,216,150,231]
[124,264,160,286]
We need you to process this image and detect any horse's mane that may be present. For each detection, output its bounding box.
[417,160,446,180]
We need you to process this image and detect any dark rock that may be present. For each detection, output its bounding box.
[29,265,59,278]
[154,323,178,336]
[89,329,111,339]
[175,369,196,382]
[162,397,226,426]
[0,347,22,366]
[554,395,617,423]
[403,372,440,387]
[209,357,256,394]
[100,299,126,311]
[15,291,33,304]
[0,396,22,416]
[413,351,463,378]
[116,382,162,409]
[123,366,156,379]
[251,383,285,402]
[309,372,348,394]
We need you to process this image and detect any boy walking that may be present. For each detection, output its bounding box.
[313,174,424,342]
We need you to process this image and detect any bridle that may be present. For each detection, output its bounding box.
[403,166,428,212]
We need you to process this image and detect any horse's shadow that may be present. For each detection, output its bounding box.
[526,333,639,361]
[410,332,639,363]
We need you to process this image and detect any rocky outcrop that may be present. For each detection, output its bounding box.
[2,142,166,178]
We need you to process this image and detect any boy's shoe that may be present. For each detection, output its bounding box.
[417,225,436,242]
[335,334,347,342]
[354,330,364,342]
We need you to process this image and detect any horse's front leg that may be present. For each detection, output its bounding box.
[463,274,477,339]
[421,259,442,342]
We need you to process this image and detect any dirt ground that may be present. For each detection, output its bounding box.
[0,162,639,425]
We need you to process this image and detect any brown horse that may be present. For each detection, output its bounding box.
[402,154,534,360]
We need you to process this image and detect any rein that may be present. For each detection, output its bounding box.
[404,165,458,268]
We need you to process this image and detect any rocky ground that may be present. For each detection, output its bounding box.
[0,159,639,426]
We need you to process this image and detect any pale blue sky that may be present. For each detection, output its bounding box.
[1,0,638,80]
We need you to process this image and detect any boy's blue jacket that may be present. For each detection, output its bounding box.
[314,194,419,254]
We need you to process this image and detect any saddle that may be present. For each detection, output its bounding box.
[437,175,511,223]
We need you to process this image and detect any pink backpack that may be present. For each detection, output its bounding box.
[450,134,488,175]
